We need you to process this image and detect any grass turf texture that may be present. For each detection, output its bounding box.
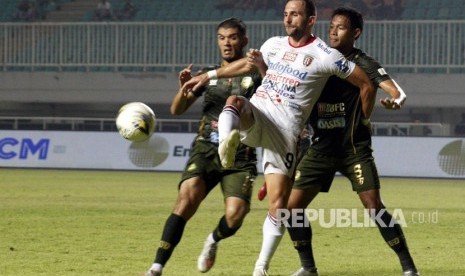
[1,168,464,275]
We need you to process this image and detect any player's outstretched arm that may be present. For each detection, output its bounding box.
[346,65,376,119]
[182,57,254,94]
[379,79,407,110]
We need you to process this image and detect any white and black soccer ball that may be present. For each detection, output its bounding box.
[116,102,156,142]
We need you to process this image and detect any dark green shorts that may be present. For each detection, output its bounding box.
[180,140,257,202]
[293,148,380,193]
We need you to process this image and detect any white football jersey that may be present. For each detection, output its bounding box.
[251,35,355,136]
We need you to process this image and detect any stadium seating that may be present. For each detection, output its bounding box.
[0,0,73,22]
[401,0,465,20]
[2,0,464,22]
[76,0,282,22]
[1,0,464,74]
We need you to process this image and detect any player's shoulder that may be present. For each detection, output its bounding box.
[312,36,331,52]
[352,48,379,65]
[310,37,344,60]
[261,36,288,54]
[352,48,385,71]
[351,48,391,82]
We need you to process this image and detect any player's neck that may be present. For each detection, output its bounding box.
[288,34,315,48]
[338,45,355,57]
[221,60,229,67]
[221,57,243,67]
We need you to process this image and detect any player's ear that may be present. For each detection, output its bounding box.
[354,28,362,40]
[242,36,249,48]
[308,15,316,26]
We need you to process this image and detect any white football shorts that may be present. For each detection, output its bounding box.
[240,103,299,178]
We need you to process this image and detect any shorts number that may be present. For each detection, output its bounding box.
[284,153,294,169]
[353,164,365,185]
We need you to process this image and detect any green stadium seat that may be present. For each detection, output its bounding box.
[82,11,94,21]
[449,8,463,19]
[221,9,235,18]
[255,9,267,20]
[208,9,222,21]
[265,8,278,20]
[452,0,465,7]
[232,9,245,19]
[425,0,440,9]
[401,7,415,20]
[426,8,438,19]
[403,0,418,9]
[413,7,427,19]
[242,9,255,21]
[437,8,450,19]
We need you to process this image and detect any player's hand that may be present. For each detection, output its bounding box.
[178,64,193,87]
[247,48,266,76]
[247,48,264,66]
[380,97,402,110]
[182,73,209,96]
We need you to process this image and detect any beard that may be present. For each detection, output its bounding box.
[286,25,307,40]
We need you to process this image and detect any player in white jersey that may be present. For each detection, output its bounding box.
[254,35,354,138]
[246,36,350,157]
[182,1,376,275]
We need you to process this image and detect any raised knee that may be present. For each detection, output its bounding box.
[225,205,249,226]
[225,95,244,108]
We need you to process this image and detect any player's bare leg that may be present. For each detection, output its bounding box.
[253,173,292,276]
[198,196,250,272]
[287,186,321,276]
[359,189,419,276]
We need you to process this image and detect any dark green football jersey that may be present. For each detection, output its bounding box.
[308,49,391,155]
[194,65,262,162]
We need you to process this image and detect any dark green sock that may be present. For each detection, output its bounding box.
[375,210,417,271]
[212,215,240,242]
[287,221,316,270]
[153,213,187,265]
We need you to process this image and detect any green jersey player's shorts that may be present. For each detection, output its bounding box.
[293,147,380,193]
[180,139,257,202]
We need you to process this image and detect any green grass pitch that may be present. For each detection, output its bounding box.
[1,168,464,275]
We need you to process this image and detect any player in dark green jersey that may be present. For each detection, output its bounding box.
[145,18,261,276]
[285,7,419,276]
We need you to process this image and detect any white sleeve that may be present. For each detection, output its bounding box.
[325,49,355,79]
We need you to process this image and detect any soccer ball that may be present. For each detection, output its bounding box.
[116,102,156,142]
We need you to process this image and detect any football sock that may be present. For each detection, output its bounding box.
[287,220,316,270]
[153,213,187,266]
[374,209,417,271]
[212,215,240,242]
[255,213,285,267]
[218,104,240,143]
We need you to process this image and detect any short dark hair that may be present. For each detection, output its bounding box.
[332,7,364,31]
[286,0,316,17]
[217,17,247,37]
